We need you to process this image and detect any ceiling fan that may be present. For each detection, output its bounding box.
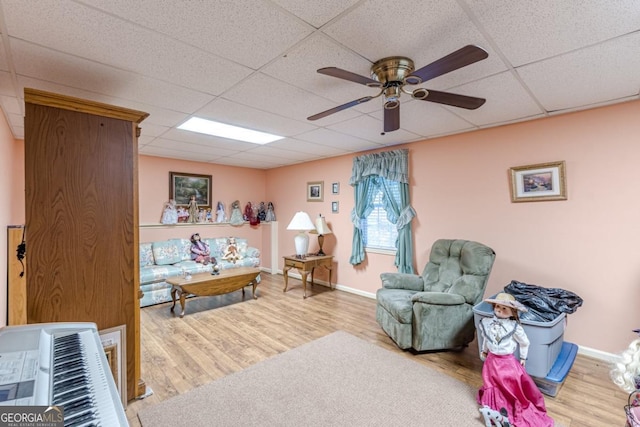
[307,45,489,133]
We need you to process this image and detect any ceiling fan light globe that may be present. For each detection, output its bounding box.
[384,100,400,110]
[405,75,422,85]
[412,88,429,100]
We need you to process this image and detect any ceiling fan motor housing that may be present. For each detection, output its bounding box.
[372,57,414,109]
[371,56,415,85]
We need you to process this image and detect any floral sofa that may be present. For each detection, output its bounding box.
[139,237,261,307]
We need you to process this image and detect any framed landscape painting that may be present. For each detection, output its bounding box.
[509,161,567,203]
[170,172,212,208]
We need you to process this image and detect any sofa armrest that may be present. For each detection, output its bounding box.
[411,291,465,305]
[245,247,261,258]
[380,273,424,291]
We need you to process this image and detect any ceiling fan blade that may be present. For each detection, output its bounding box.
[318,67,382,87]
[384,105,400,132]
[307,96,373,121]
[407,45,488,84]
[419,89,486,110]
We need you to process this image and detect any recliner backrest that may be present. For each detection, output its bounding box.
[421,239,496,304]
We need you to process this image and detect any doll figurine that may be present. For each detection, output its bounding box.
[216,201,227,223]
[477,293,553,427]
[177,207,188,223]
[610,330,640,393]
[221,237,243,263]
[190,233,214,265]
[160,199,178,224]
[243,201,253,222]
[198,208,206,223]
[187,195,198,223]
[249,202,260,226]
[265,202,276,222]
[229,200,244,226]
[257,202,267,221]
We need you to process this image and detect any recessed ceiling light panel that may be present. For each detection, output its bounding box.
[178,117,284,144]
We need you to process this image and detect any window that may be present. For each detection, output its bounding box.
[364,188,399,252]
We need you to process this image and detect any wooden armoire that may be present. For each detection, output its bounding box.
[24,88,149,402]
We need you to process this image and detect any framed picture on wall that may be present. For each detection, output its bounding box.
[509,161,567,203]
[331,201,339,213]
[99,325,127,407]
[307,181,324,202]
[331,182,340,195]
[169,172,212,208]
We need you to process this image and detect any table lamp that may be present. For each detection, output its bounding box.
[286,211,315,258]
[310,214,332,256]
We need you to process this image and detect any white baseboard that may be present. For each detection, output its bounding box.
[577,345,618,363]
[273,270,619,363]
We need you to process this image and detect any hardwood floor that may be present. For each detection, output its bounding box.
[125,272,627,426]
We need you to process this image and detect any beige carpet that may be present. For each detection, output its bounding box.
[138,331,484,426]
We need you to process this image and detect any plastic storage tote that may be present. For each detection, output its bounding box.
[473,296,566,378]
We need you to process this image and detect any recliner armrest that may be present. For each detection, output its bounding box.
[411,292,466,305]
[380,273,424,291]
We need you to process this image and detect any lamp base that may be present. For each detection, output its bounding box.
[316,234,326,256]
[293,232,309,258]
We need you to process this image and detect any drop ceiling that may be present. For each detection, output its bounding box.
[1,0,639,169]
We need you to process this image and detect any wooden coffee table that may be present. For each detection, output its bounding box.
[167,267,261,317]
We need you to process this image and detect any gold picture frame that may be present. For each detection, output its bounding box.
[169,171,212,209]
[307,181,324,202]
[100,325,127,407]
[509,161,567,203]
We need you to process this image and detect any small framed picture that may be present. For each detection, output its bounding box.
[331,182,340,195]
[509,161,567,203]
[331,201,339,213]
[307,181,324,202]
[99,325,127,407]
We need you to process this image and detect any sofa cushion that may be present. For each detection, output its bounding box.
[170,238,192,261]
[174,260,212,274]
[152,241,183,265]
[139,242,155,267]
[140,264,184,283]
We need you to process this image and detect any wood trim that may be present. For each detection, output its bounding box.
[24,88,149,123]
[7,226,27,325]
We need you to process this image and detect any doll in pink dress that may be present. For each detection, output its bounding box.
[477,293,553,427]
[190,233,214,265]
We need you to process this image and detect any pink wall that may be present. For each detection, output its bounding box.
[266,100,640,355]
[6,100,639,354]
[138,156,272,268]
[0,113,23,327]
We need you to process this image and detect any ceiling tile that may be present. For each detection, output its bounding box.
[2,0,253,95]
[12,40,214,113]
[222,72,361,124]
[193,98,316,137]
[443,71,545,126]
[327,115,420,145]
[77,0,314,69]
[271,0,360,28]
[466,0,640,66]
[517,33,640,111]
[1,0,639,168]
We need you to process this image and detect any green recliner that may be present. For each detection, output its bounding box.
[376,239,496,352]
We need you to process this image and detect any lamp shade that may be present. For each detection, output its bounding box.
[286,211,315,231]
[314,215,332,235]
[287,211,315,257]
[310,214,332,256]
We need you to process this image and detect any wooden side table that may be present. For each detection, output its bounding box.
[282,255,333,298]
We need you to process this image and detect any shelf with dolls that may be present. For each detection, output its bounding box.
[141,222,251,228]
[149,200,277,228]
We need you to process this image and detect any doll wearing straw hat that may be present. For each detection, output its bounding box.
[477,293,554,427]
